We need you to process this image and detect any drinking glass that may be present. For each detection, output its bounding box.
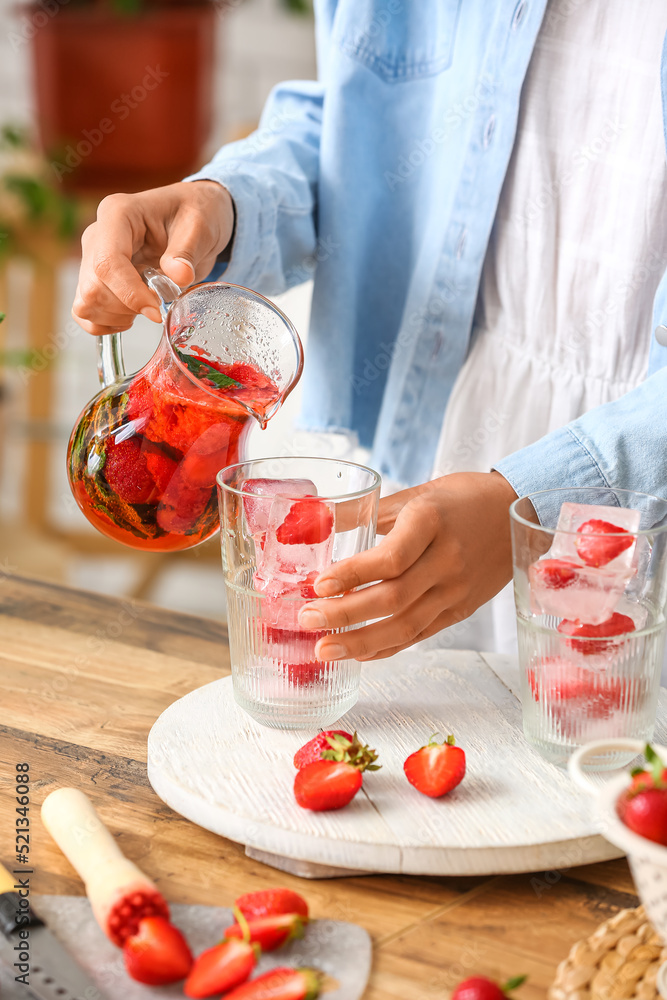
[510,488,667,769]
[218,457,381,729]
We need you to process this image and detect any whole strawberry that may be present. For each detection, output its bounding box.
[404,734,466,798]
[294,733,380,811]
[575,518,634,568]
[294,731,354,769]
[451,975,526,1000]
[617,744,667,846]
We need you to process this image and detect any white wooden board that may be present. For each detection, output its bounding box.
[147,649,667,877]
[0,897,371,1000]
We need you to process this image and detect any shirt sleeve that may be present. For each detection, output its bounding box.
[494,367,667,525]
[184,79,323,296]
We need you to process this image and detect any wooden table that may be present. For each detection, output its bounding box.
[0,573,642,999]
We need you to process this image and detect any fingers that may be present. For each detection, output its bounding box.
[73,208,160,334]
[314,494,441,597]
[72,181,234,335]
[159,208,207,287]
[302,534,446,631]
[350,609,464,661]
[90,197,164,316]
[313,590,458,662]
[376,481,436,535]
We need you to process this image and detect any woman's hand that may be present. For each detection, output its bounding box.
[299,471,518,661]
[72,180,235,336]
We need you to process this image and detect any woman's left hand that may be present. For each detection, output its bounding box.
[298,471,518,661]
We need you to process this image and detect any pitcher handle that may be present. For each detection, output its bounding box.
[95,268,183,388]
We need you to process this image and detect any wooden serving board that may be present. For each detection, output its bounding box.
[0,897,371,1000]
[147,649,667,878]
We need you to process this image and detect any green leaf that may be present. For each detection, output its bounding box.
[282,0,311,13]
[174,347,243,390]
[0,348,34,366]
[0,124,27,149]
[4,175,50,219]
[502,975,528,993]
[644,744,666,787]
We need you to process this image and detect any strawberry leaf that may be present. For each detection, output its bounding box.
[502,975,528,992]
[644,743,667,787]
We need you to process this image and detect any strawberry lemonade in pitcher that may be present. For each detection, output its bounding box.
[67,270,303,551]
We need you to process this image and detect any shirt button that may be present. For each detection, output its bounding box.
[512,0,528,29]
[483,114,496,148]
[655,325,667,346]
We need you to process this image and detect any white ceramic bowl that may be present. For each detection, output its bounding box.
[569,739,667,997]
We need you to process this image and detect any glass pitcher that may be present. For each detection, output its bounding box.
[67,270,303,551]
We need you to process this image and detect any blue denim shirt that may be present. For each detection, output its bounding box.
[188,0,667,507]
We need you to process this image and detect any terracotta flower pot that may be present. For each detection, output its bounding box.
[30,3,217,193]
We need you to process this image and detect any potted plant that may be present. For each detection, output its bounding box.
[27,0,218,194]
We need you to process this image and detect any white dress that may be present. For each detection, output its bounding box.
[431,0,667,654]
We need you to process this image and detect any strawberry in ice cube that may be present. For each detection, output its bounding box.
[575,519,635,568]
[529,558,631,625]
[241,478,316,537]
[557,612,635,655]
[527,655,625,720]
[551,502,640,572]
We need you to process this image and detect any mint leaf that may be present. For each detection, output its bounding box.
[174,348,242,390]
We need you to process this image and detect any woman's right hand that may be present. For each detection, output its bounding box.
[72,179,235,336]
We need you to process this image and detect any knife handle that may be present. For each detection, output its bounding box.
[0,862,43,939]
[41,788,152,899]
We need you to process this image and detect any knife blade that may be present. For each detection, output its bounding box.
[0,863,108,1000]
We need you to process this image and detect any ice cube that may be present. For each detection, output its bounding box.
[257,494,334,585]
[241,478,316,537]
[527,655,626,729]
[551,502,640,572]
[253,570,328,682]
[254,570,320,631]
[529,558,629,625]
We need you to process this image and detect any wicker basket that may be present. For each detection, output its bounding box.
[550,906,667,1000]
